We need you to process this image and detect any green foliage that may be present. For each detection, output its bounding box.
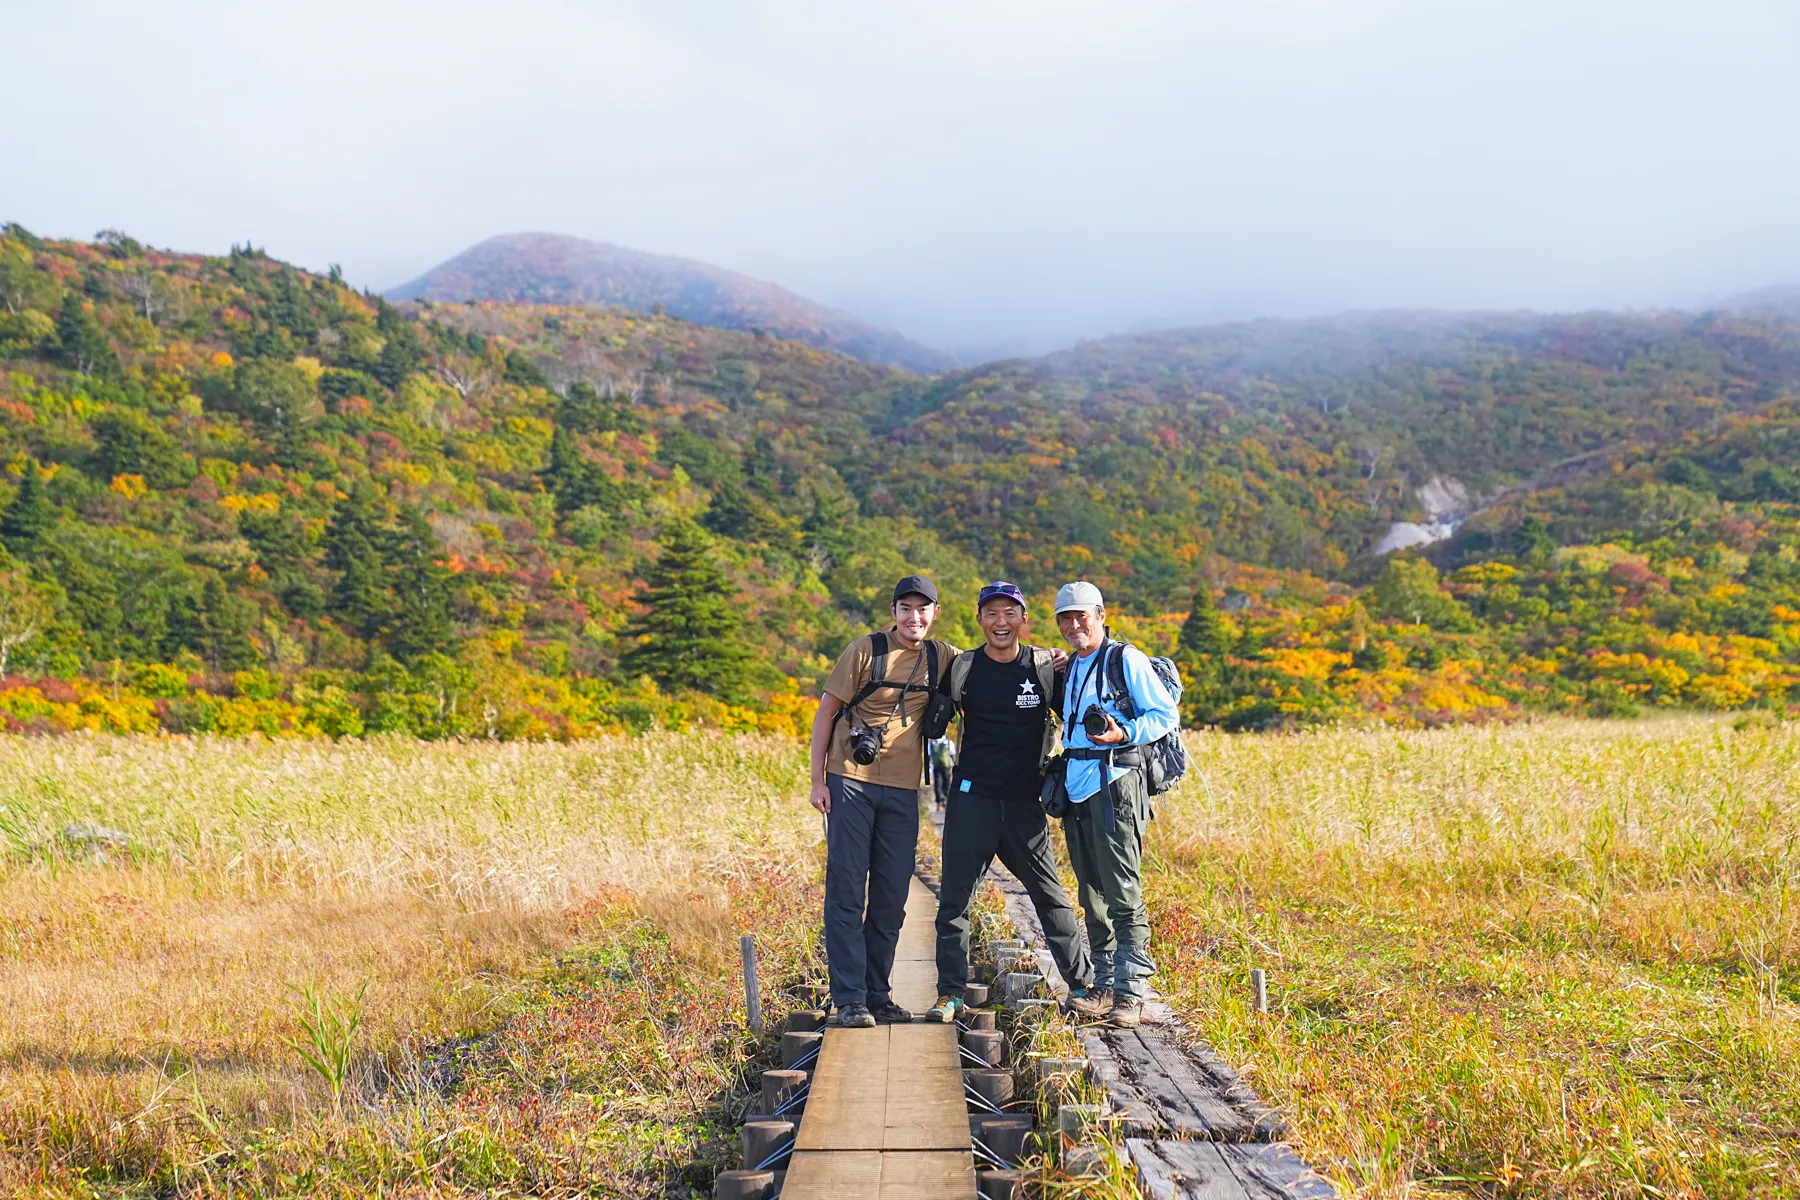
[1175,583,1232,724]
[91,410,193,489]
[54,293,119,376]
[618,522,761,703]
[2,232,1800,736]
[1368,557,1474,630]
[0,470,56,551]
[281,977,367,1110]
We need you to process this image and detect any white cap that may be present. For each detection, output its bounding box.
[1054,580,1105,614]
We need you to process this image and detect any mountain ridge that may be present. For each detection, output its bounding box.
[6,227,1800,733]
[387,231,954,373]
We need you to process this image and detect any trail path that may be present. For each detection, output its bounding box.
[779,877,978,1199]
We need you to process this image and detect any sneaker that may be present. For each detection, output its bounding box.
[1066,988,1114,1019]
[925,995,965,1023]
[835,1003,876,1028]
[1107,994,1144,1029]
[868,999,913,1024]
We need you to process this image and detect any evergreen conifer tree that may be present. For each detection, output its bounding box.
[0,468,56,552]
[1175,583,1232,724]
[54,293,119,376]
[803,488,856,572]
[198,575,258,672]
[618,522,756,701]
[383,506,455,662]
[323,484,391,637]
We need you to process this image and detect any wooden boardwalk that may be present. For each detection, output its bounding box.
[781,877,977,1199]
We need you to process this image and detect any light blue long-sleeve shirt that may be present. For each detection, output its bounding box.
[1061,641,1179,803]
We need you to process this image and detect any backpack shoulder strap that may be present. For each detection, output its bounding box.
[1029,645,1061,767]
[950,649,976,703]
[1103,638,1140,718]
[868,630,890,683]
[1030,646,1058,703]
[924,639,942,692]
[833,631,892,727]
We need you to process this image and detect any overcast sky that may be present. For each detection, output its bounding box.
[6,0,1799,357]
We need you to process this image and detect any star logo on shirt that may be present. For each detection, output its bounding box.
[1019,681,1037,695]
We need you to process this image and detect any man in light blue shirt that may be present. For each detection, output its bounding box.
[1055,580,1179,1027]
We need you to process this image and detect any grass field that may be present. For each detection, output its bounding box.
[1159,718,1799,1199]
[1,719,1796,1198]
[0,736,826,1198]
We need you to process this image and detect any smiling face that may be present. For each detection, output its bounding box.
[978,599,1025,655]
[892,594,939,647]
[1056,605,1107,655]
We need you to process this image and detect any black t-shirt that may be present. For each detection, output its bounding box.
[952,650,1063,802]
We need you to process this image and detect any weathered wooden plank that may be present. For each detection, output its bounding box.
[877,1150,979,1198]
[785,877,974,1193]
[782,1149,977,1199]
[1115,1028,1257,1140]
[781,1150,883,1198]
[884,1024,968,1149]
[889,877,940,1011]
[1128,1140,1337,1200]
[797,1027,885,1149]
[1218,1142,1336,1200]
[1128,1139,1255,1200]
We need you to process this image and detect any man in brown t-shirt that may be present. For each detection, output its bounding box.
[809,574,959,1027]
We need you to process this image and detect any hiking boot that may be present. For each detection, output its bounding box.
[1107,994,1144,1029]
[869,999,913,1024]
[925,995,965,1023]
[1066,987,1113,1019]
[835,1003,876,1028]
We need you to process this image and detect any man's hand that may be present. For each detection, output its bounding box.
[811,779,833,813]
[1048,648,1070,670]
[1091,714,1127,745]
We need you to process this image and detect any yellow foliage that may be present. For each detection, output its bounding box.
[109,474,147,500]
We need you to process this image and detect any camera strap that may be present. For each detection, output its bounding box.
[832,631,939,733]
[1065,641,1109,733]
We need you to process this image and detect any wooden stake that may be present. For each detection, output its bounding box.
[742,934,763,1034]
[1251,967,1268,1014]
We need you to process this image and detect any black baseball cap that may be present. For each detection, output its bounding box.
[893,574,939,605]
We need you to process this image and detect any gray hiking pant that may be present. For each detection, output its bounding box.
[823,774,920,1009]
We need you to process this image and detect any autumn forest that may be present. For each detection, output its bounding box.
[4,224,1800,738]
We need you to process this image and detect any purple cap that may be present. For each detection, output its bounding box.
[977,581,1028,613]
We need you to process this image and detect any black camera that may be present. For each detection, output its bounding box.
[1081,704,1113,739]
[847,724,882,765]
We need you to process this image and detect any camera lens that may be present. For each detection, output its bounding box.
[849,726,881,765]
[1082,706,1109,738]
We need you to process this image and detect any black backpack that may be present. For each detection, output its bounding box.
[1098,636,1188,796]
[833,630,952,736]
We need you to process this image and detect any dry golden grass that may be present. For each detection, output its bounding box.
[0,734,822,1198]
[5,720,1797,1198]
[1154,716,1800,1199]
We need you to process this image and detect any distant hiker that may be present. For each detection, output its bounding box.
[1054,581,1179,1028]
[929,736,955,810]
[925,582,1108,1024]
[811,575,959,1028]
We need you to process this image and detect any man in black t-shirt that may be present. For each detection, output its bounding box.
[924,582,1107,1022]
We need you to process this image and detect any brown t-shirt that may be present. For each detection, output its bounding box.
[823,633,960,789]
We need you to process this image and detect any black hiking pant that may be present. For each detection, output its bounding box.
[935,790,1092,999]
[824,773,920,1009]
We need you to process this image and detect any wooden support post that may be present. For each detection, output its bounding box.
[741,935,762,1034]
[1252,967,1268,1014]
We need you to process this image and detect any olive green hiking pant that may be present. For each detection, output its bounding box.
[1063,768,1156,997]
